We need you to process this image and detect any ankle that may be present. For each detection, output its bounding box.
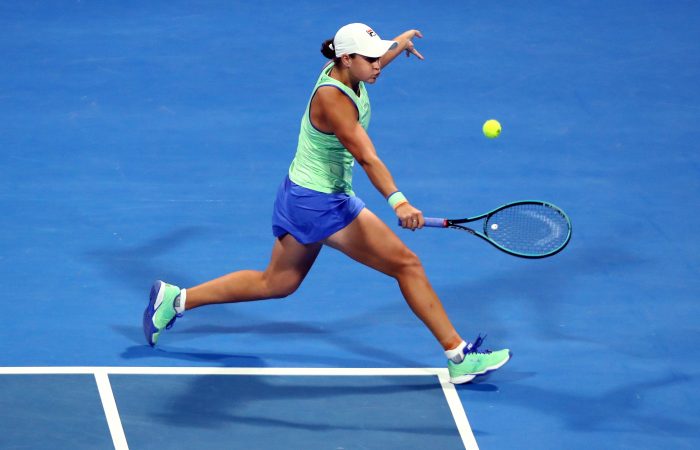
[174,288,187,314]
[440,334,464,352]
[444,340,467,363]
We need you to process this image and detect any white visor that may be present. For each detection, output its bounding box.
[333,23,397,58]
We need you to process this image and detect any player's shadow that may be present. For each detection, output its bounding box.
[457,370,537,392]
[120,344,266,367]
[114,305,430,368]
[83,226,213,293]
[127,374,459,440]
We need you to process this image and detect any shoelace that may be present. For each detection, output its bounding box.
[465,334,492,355]
[165,313,182,330]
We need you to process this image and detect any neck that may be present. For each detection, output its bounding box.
[330,64,360,93]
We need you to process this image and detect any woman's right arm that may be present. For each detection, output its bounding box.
[314,86,424,229]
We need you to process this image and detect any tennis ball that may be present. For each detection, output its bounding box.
[483,119,501,138]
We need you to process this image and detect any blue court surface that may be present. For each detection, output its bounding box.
[1,1,699,449]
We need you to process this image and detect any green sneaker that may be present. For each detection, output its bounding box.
[447,335,512,384]
[143,280,182,346]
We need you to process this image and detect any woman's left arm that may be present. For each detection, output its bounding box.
[380,29,424,68]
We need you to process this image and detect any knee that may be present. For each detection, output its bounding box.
[392,248,424,278]
[272,283,299,299]
[264,275,302,299]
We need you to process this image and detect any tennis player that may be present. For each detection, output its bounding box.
[144,23,511,383]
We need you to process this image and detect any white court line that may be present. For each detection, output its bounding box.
[94,370,129,450]
[438,372,480,450]
[1,367,477,450]
[0,366,445,376]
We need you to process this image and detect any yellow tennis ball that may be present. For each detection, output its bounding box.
[483,119,502,138]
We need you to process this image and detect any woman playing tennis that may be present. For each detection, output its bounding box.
[143,23,511,383]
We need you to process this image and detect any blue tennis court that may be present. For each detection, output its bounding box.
[2,1,699,449]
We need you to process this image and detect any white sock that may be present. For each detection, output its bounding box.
[174,288,187,314]
[445,340,467,363]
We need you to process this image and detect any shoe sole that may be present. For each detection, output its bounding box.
[143,280,165,347]
[450,350,513,384]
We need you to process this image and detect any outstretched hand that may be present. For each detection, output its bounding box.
[404,30,424,60]
[380,29,425,68]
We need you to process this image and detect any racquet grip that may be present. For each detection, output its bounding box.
[397,217,447,227]
[424,217,448,227]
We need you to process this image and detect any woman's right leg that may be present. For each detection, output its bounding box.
[323,209,462,351]
[185,234,323,309]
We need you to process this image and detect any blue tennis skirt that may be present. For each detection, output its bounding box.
[272,176,365,244]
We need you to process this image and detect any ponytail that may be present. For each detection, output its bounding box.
[320,38,336,60]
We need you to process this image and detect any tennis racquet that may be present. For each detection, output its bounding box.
[401,200,572,258]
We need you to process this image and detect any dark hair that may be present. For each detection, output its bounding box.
[320,38,337,60]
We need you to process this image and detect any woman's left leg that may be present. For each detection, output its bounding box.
[323,208,463,351]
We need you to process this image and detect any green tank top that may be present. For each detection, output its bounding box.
[288,62,371,195]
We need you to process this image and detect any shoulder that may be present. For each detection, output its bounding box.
[316,84,352,102]
[314,85,357,114]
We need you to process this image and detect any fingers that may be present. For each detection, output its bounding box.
[406,46,425,60]
[402,218,419,230]
[394,199,423,231]
[405,41,425,60]
[410,216,424,231]
[400,213,424,231]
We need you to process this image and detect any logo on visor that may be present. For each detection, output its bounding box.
[366,29,377,37]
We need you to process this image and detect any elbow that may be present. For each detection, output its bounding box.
[356,153,381,168]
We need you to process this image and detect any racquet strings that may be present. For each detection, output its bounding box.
[484,204,569,256]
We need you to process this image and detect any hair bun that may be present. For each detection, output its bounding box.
[320,38,335,59]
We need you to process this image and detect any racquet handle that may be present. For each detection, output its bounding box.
[424,217,448,227]
[397,217,447,228]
